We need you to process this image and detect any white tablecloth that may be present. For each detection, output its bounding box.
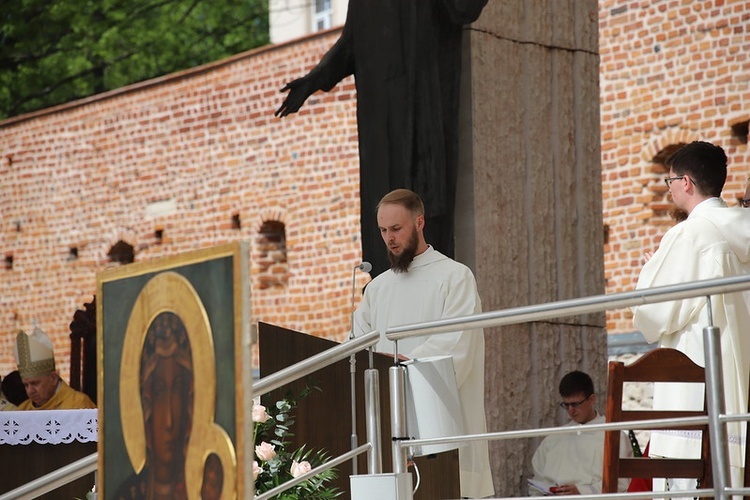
[0,409,98,445]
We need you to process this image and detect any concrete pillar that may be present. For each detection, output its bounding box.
[455,1,607,495]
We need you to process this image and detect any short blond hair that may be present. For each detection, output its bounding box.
[376,189,425,216]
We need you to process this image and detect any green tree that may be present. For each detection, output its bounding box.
[0,0,268,120]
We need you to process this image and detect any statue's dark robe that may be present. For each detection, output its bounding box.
[303,0,487,276]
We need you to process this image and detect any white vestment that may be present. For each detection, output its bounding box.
[530,414,631,495]
[634,199,750,480]
[354,246,494,498]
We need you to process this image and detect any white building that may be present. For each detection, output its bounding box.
[269,0,348,44]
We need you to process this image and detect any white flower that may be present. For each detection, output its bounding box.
[290,460,312,478]
[252,404,270,423]
[255,442,276,462]
[252,460,261,480]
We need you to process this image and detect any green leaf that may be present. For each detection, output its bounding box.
[0,0,270,119]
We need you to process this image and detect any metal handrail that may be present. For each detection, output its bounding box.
[5,332,380,500]
[399,415,712,448]
[491,489,715,499]
[386,274,750,341]
[253,330,380,397]
[398,413,750,498]
[254,443,371,500]
[0,452,97,500]
[385,274,750,500]
[10,275,749,499]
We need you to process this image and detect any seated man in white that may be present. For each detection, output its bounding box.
[529,371,631,495]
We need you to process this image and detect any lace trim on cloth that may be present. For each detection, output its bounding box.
[652,428,746,445]
[0,409,98,445]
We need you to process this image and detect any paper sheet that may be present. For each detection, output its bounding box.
[527,478,557,496]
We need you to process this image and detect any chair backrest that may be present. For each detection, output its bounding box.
[68,297,98,403]
[602,347,712,493]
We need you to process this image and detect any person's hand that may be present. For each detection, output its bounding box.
[550,483,580,495]
[642,251,654,264]
[275,77,313,117]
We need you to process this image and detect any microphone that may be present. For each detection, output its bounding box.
[350,262,371,339]
[356,261,373,273]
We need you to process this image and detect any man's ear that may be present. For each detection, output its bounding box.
[416,214,425,231]
[684,175,698,195]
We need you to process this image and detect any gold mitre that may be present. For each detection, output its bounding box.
[15,327,56,379]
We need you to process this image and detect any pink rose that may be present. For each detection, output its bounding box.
[255,442,276,462]
[252,460,261,480]
[252,404,270,423]
[290,460,312,478]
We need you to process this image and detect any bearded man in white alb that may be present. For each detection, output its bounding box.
[633,141,750,496]
[353,188,494,498]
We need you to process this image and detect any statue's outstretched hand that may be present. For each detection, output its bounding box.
[275,77,313,117]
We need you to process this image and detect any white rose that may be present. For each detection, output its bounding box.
[252,460,261,480]
[252,404,270,423]
[255,442,276,462]
[290,460,312,478]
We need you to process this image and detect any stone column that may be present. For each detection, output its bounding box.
[455,1,607,495]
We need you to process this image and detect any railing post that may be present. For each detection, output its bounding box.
[704,322,730,500]
[350,351,358,475]
[389,365,409,474]
[365,368,383,474]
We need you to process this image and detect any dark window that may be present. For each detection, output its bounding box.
[731,120,749,145]
[107,240,135,264]
[253,221,288,290]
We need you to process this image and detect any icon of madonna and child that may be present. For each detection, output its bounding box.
[113,272,239,499]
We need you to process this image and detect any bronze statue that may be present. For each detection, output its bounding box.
[276,0,488,276]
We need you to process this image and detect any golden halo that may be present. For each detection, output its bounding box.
[119,271,237,499]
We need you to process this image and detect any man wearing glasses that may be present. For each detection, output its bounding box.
[740,177,750,208]
[634,141,750,496]
[528,371,630,496]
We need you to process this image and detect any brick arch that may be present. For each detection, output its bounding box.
[641,133,695,225]
[250,210,289,290]
[101,229,138,265]
[641,130,698,162]
[250,208,287,233]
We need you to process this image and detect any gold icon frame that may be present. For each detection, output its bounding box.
[97,242,251,499]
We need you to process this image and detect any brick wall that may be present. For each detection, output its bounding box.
[3,2,749,379]
[0,29,367,380]
[600,0,750,333]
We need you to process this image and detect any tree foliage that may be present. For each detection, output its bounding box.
[0,0,269,119]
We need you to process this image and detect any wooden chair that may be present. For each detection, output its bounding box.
[602,348,712,494]
[69,296,98,403]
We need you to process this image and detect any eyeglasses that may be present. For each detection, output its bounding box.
[558,394,591,410]
[740,198,750,208]
[664,175,686,188]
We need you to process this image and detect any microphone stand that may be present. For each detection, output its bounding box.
[348,262,370,476]
[349,326,358,474]
[349,265,359,476]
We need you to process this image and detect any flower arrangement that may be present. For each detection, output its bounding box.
[253,385,341,499]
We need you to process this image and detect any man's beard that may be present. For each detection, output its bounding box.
[387,227,419,274]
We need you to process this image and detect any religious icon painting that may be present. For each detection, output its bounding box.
[97,242,252,499]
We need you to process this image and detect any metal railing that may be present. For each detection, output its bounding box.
[6,274,749,499]
[386,274,750,499]
[386,274,750,341]
[2,331,380,500]
[253,330,379,397]
[0,453,97,500]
